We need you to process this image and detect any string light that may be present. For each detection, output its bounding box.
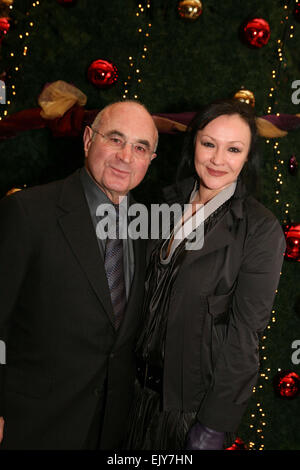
[246,1,295,451]
[0,1,41,120]
[268,4,294,221]
[123,1,152,100]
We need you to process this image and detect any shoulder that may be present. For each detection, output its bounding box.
[0,182,59,225]
[242,195,286,249]
[12,179,62,204]
[0,170,81,214]
[243,195,281,230]
[233,177,279,229]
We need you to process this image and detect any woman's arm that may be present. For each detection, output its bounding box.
[196,213,286,432]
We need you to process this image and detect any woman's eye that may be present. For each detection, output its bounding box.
[228,147,241,153]
[202,141,214,148]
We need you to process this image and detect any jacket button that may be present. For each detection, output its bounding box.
[94,388,102,396]
[110,353,114,359]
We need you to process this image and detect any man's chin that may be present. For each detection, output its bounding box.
[104,180,130,199]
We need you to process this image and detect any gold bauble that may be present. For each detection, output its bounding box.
[6,187,22,196]
[234,89,255,108]
[178,0,203,20]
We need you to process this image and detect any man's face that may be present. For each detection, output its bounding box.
[83,102,157,203]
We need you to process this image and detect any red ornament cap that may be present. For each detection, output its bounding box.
[243,18,271,48]
[87,59,118,88]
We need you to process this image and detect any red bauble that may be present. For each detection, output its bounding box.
[273,371,300,399]
[57,0,76,5]
[0,17,10,42]
[243,18,271,48]
[284,224,300,262]
[87,59,118,88]
[226,437,247,450]
[288,155,298,175]
[294,2,300,22]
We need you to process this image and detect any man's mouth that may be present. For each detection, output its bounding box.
[110,166,131,176]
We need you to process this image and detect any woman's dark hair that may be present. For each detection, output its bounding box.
[177,98,261,196]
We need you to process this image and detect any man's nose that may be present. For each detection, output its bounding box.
[117,142,133,163]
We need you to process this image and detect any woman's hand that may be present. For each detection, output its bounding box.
[185,422,224,450]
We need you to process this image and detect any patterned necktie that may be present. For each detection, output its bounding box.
[104,204,127,329]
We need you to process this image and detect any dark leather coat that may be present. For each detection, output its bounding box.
[161,177,286,432]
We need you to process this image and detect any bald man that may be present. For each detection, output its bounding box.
[0,101,158,449]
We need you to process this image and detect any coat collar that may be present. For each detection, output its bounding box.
[229,176,248,220]
[162,176,248,258]
[163,175,247,219]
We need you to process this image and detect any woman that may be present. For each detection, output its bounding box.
[126,99,286,450]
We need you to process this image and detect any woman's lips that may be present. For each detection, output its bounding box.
[207,167,228,177]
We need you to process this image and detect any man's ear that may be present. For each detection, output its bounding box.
[83,126,93,157]
[150,152,157,162]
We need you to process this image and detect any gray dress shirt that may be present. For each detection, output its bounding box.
[80,167,134,299]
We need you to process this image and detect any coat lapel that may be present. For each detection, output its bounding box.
[56,170,115,326]
[115,237,145,343]
[185,209,236,258]
[114,194,146,344]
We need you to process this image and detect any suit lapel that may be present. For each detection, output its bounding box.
[57,170,115,326]
[114,193,147,343]
[115,236,145,342]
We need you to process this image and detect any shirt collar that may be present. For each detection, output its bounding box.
[80,167,128,217]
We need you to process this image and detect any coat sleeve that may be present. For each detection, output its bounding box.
[197,212,286,432]
[0,194,31,415]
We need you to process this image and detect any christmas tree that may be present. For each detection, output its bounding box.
[0,0,299,450]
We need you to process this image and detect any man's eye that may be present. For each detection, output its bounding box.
[109,136,123,145]
[228,147,241,153]
[134,145,147,153]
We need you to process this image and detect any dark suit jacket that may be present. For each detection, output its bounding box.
[0,169,146,449]
[160,177,286,432]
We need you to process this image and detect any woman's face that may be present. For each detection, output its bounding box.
[194,114,251,195]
